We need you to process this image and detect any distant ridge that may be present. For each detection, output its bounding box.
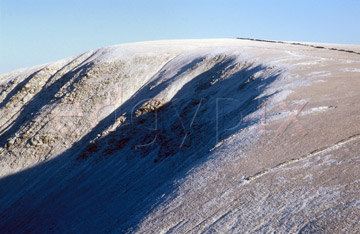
[237,37,360,55]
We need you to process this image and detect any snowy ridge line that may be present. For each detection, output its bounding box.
[237,38,360,56]
[243,132,360,182]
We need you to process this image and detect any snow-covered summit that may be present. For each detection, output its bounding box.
[0,39,359,233]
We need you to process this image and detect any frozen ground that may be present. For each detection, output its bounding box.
[0,39,359,233]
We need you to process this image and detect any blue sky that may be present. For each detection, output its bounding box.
[1,0,359,74]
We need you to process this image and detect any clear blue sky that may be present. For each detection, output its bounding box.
[1,0,359,74]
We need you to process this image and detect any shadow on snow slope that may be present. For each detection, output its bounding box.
[0,55,282,233]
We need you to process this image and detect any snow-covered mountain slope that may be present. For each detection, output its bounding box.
[0,39,359,233]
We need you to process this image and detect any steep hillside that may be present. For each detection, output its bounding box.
[0,39,359,233]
